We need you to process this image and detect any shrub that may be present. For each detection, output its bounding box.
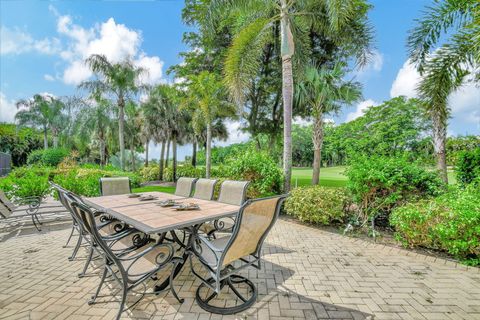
[140,165,160,181]
[163,165,205,182]
[285,186,348,225]
[53,166,142,197]
[455,148,480,185]
[0,166,52,199]
[27,148,69,167]
[227,149,283,198]
[391,185,480,263]
[346,156,443,220]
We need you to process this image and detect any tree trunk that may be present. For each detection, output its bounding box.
[192,138,197,167]
[172,134,177,182]
[145,139,149,167]
[118,95,126,171]
[53,134,59,148]
[99,138,106,167]
[281,55,293,192]
[432,111,448,184]
[312,112,324,185]
[159,140,165,181]
[43,126,48,149]
[130,144,136,172]
[165,138,170,168]
[206,122,212,178]
[280,2,294,192]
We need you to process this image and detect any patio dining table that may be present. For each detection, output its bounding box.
[83,191,240,292]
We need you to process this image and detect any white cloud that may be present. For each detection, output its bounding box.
[215,120,250,146]
[135,54,164,85]
[0,26,60,55]
[346,99,379,122]
[390,60,420,98]
[390,60,480,125]
[44,74,55,81]
[356,50,384,77]
[0,92,17,123]
[51,10,164,86]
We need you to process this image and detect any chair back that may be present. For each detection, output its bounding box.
[49,182,69,208]
[175,177,197,197]
[217,180,250,206]
[99,177,131,196]
[220,194,287,267]
[0,201,12,218]
[0,190,16,211]
[193,178,217,200]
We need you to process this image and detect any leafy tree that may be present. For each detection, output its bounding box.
[80,54,147,171]
[75,94,115,166]
[295,63,361,184]
[407,0,479,183]
[15,94,66,149]
[182,71,234,178]
[0,123,44,166]
[218,0,373,191]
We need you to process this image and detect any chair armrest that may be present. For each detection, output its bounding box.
[197,235,223,252]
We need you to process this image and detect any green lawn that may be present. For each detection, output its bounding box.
[132,166,456,192]
[291,166,348,188]
[132,185,175,194]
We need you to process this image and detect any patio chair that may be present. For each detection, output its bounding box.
[189,194,288,314]
[68,196,183,320]
[199,180,250,237]
[175,177,197,197]
[192,178,217,200]
[99,177,131,196]
[0,189,63,231]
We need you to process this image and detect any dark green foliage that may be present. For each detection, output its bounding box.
[27,148,69,167]
[0,166,52,198]
[285,186,348,225]
[455,148,480,186]
[391,185,480,264]
[346,156,443,219]
[0,123,45,166]
[227,149,283,198]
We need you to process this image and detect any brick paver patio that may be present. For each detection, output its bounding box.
[0,215,479,320]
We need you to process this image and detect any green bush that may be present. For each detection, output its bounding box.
[227,149,283,198]
[139,165,160,181]
[285,186,348,225]
[391,185,480,264]
[0,123,45,166]
[455,148,480,186]
[346,156,443,219]
[53,167,142,197]
[27,148,69,167]
[163,165,205,182]
[0,166,52,199]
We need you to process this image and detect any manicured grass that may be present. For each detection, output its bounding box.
[132,185,175,194]
[291,166,347,188]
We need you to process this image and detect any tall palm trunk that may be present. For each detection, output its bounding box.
[159,140,165,181]
[432,110,448,183]
[165,138,170,168]
[99,131,106,167]
[206,122,212,178]
[280,0,294,192]
[172,134,177,182]
[118,95,126,171]
[43,126,48,149]
[281,56,293,192]
[53,134,59,148]
[145,139,149,167]
[130,143,136,172]
[192,138,197,167]
[312,111,324,185]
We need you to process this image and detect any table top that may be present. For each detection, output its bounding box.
[84,192,240,234]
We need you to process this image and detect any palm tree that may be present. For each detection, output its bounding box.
[80,54,147,171]
[15,94,66,149]
[76,94,115,166]
[218,0,373,191]
[296,63,361,184]
[183,71,234,178]
[407,0,478,183]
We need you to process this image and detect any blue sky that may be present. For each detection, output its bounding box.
[1,0,479,160]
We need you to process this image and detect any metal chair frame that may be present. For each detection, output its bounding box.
[68,197,183,320]
[188,194,288,314]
